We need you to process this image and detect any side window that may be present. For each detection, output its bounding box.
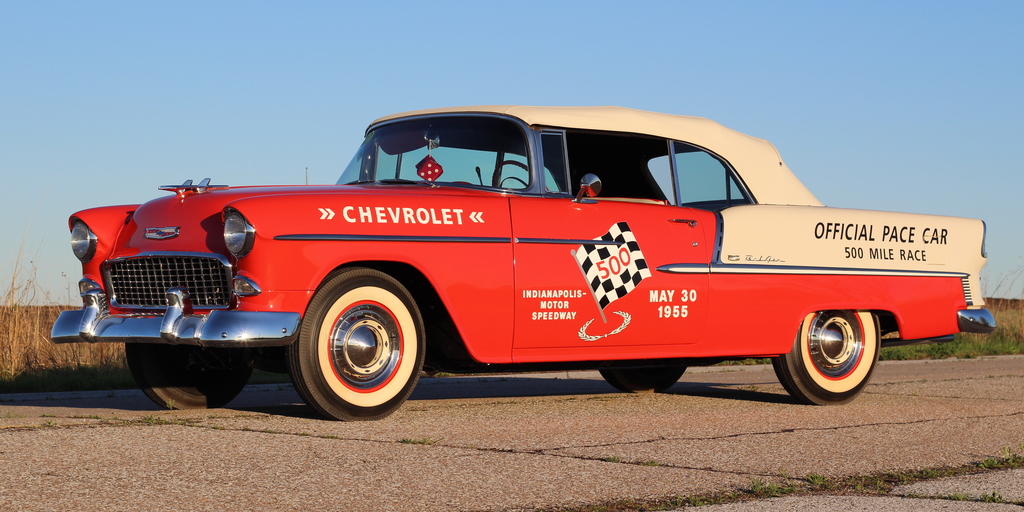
[647,155,675,205]
[564,131,671,202]
[540,132,569,193]
[672,141,751,209]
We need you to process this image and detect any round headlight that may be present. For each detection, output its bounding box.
[223,210,255,258]
[70,220,97,262]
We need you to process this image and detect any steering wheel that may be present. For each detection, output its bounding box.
[492,159,529,188]
[499,176,529,188]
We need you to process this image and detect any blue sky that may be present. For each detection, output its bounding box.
[2,1,1022,302]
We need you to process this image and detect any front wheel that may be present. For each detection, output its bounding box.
[599,366,687,393]
[288,268,425,421]
[772,310,878,405]
[125,344,253,409]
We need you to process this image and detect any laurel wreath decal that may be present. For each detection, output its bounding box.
[577,311,631,342]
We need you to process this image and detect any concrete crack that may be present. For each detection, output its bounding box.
[539,410,1024,451]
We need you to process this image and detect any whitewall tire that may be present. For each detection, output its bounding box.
[289,268,424,421]
[772,310,878,405]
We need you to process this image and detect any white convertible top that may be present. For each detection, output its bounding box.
[373,106,822,206]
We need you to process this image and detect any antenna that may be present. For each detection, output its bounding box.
[305,167,308,185]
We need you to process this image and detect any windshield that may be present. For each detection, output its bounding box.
[338,116,531,190]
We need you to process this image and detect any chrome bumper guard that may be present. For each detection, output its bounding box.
[957,308,996,334]
[51,288,301,347]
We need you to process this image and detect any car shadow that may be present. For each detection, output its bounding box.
[0,375,794,418]
[407,375,794,404]
[664,382,796,405]
[233,375,797,417]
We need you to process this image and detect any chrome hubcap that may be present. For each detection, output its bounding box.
[807,311,862,378]
[330,304,400,389]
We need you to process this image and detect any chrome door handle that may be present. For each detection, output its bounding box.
[670,219,698,227]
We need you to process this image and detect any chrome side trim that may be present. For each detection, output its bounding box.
[657,263,968,277]
[709,263,967,278]
[957,308,996,334]
[275,234,511,243]
[514,237,622,246]
[51,288,300,347]
[656,264,710,274]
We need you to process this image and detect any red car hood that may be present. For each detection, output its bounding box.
[120,184,501,257]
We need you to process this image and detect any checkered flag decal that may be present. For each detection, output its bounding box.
[574,222,651,310]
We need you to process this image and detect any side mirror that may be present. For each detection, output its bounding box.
[573,174,602,203]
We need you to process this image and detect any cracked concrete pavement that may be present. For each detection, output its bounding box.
[1,355,1021,511]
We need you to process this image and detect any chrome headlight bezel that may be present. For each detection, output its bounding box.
[223,209,255,258]
[70,220,97,262]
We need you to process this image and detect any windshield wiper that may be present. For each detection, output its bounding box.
[375,178,425,185]
[345,178,429,186]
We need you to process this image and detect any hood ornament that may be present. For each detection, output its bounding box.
[159,178,228,198]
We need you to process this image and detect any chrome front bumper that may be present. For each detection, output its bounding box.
[957,308,996,334]
[51,288,301,347]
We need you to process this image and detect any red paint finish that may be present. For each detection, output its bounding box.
[70,205,139,284]
[510,197,715,361]
[226,186,516,363]
[66,185,970,365]
[706,273,965,356]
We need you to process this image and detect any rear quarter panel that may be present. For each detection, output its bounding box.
[712,205,985,352]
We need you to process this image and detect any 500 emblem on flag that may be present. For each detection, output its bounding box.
[572,222,651,310]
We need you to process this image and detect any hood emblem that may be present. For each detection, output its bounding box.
[145,227,180,240]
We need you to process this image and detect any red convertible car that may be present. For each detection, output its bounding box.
[52,106,995,420]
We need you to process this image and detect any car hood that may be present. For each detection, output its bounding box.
[122,184,501,256]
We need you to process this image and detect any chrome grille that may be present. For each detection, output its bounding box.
[961,276,974,306]
[105,255,231,308]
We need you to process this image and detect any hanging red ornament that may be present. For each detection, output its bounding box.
[416,154,444,181]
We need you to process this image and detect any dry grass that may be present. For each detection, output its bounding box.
[979,298,1024,343]
[0,304,124,380]
[0,259,124,387]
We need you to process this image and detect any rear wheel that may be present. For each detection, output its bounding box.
[772,310,878,405]
[599,366,687,393]
[125,344,253,409]
[288,268,424,421]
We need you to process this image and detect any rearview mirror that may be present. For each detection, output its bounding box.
[573,174,602,203]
